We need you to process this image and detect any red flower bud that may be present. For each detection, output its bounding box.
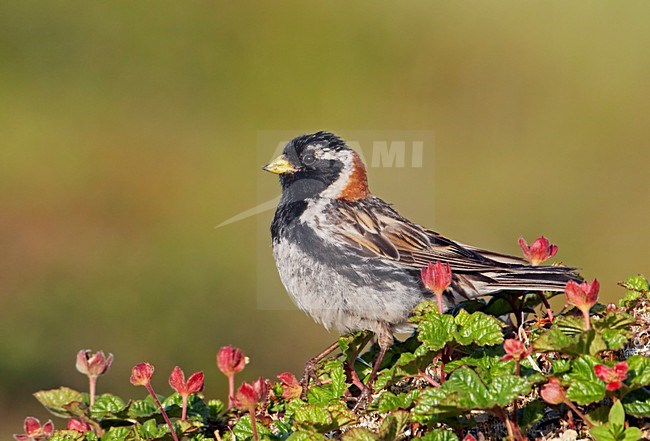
[234,382,259,412]
[277,372,302,400]
[14,417,54,441]
[594,361,628,391]
[518,236,558,266]
[66,419,91,433]
[168,366,204,396]
[540,377,566,405]
[565,279,599,330]
[130,362,155,386]
[75,350,113,378]
[421,261,453,295]
[252,376,269,403]
[501,338,532,362]
[217,346,247,377]
[462,435,478,441]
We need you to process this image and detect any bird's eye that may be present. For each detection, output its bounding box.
[303,153,316,166]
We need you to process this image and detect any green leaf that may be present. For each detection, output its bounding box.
[341,428,379,441]
[551,359,571,374]
[622,427,643,441]
[417,312,455,351]
[627,355,650,387]
[453,310,504,346]
[519,399,545,431]
[327,359,347,399]
[590,425,617,441]
[232,415,271,440]
[50,431,86,441]
[293,403,356,433]
[137,418,168,439]
[33,387,85,418]
[90,393,127,419]
[127,397,158,418]
[101,426,134,441]
[286,431,326,441]
[419,429,459,441]
[374,391,418,412]
[207,399,225,417]
[609,400,625,427]
[564,329,608,356]
[622,388,650,417]
[533,328,574,353]
[565,356,606,405]
[601,328,630,351]
[377,411,409,441]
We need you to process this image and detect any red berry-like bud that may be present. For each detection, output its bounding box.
[66,419,91,433]
[518,236,558,266]
[420,261,453,295]
[75,350,113,378]
[540,377,566,405]
[277,372,302,400]
[217,346,247,377]
[234,382,259,412]
[565,279,600,312]
[594,361,628,391]
[501,338,531,362]
[130,362,155,386]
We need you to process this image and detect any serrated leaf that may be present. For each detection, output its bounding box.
[374,391,418,412]
[563,329,607,356]
[341,428,379,441]
[627,355,650,387]
[378,411,409,441]
[622,388,650,417]
[453,310,504,346]
[127,397,158,418]
[232,415,271,440]
[489,374,531,406]
[137,418,168,439]
[101,426,134,441]
[601,328,630,351]
[552,359,571,374]
[50,431,86,441]
[420,429,459,441]
[327,360,347,399]
[565,356,606,405]
[533,328,574,352]
[90,393,127,419]
[293,403,355,433]
[286,431,326,441]
[417,312,455,351]
[33,387,85,418]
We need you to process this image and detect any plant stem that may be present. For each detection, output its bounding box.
[89,376,97,407]
[537,292,554,322]
[249,409,259,441]
[583,311,591,330]
[513,361,520,427]
[144,383,179,441]
[436,292,444,313]
[564,400,595,428]
[228,375,235,408]
[181,394,188,421]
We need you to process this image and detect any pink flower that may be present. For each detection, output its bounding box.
[217,345,248,408]
[421,261,453,313]
[75,350,113,378]
[518,236,558,266]
[235,382,259,412]
[565,279,600,329]
[14,417,54,441]
[540,377,566,405]
[462,435,478,441]
[66,419,90,433]
[277,372,302,400]
[130,362,155,386]
[252,376,269,403]
[594,362,628,391]
[169,366,205,420]
[217,346,247,377]
[169,366,204,396]
[502,339,532,362]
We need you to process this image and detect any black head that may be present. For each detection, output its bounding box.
[264,131,363,204]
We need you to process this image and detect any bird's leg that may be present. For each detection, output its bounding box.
[344,332,373,392]
[355,326,393,410]
[301,340,340,399]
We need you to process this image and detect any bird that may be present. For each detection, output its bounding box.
[263,131,580,399]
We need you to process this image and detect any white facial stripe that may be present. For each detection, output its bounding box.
[318,150,354,199]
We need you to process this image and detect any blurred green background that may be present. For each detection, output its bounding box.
[1,1,649,436]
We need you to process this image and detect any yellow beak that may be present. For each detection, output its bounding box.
[263,155,298,175]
